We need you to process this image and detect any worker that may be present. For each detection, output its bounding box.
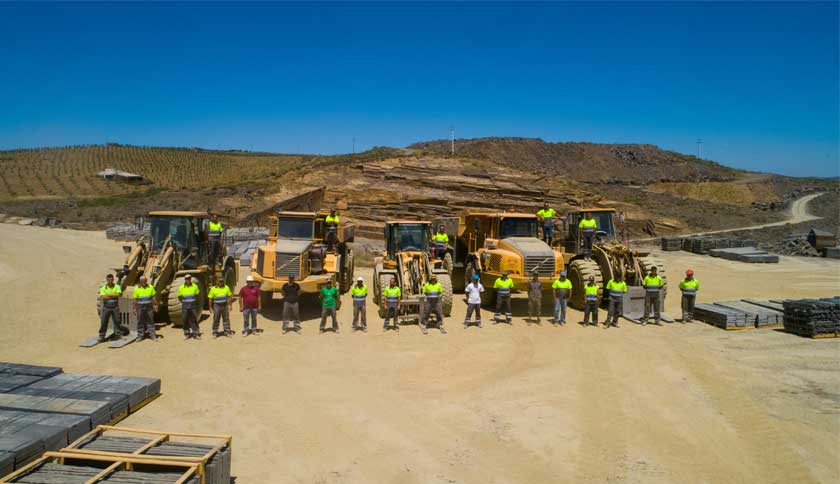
[207,213,223,265]
[239,275,262,336]
[132,276,158,341]
[325,209,340,251]
[177,274,202,339]
[527,271,543,323]
[281,275,301,333]
[98,274,127,342]
[420,274,446,334]
[536,202,557,245]
[208,277,233,337]
[605,272,627,328]
[679,269,700,322]
[319,278,340,333]
[464,273,484,328]
[382,277,402,331]
[351,276,368,332]
[578,212,597,259]
[551,271,572,325]
[493,271,515,324]
[641,266,664,326]
[582,276,599,326]
[432,224,449,260]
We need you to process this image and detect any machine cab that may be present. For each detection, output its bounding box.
[563,209,617,252]
[383,221,431,260]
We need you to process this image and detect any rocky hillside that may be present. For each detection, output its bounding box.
[410,137,742,184]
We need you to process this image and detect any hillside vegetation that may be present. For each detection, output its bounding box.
[410,137,742,184]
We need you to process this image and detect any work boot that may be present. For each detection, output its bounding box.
[439,326,447,334]
[294,324,301,332]
[420,325,428,334]
[361,326,367,333]
[477,321,482,328]
[243,329,250,337]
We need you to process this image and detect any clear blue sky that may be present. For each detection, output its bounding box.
[1,2,838,177]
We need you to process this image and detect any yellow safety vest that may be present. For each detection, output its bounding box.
[537,208,556,219]
[584,284,599,303]
[325,215,339,224]
[606,280,627,299]
[133,285,156,306]
[679,278,699,295]
[351,284,368,301]
[579,218,597,233]
[551,279,572,290]
[432,232,449,244]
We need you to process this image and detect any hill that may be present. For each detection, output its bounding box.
[409,137,742,184]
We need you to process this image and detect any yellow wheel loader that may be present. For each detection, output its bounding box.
[373,221,453,323]
[250,211,355,308]
[90,211,239,346]
[559,208,667,313]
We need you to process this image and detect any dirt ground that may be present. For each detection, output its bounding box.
[1,224,839,483]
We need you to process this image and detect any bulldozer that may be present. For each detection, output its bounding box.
[373,221,453,323]
[88,211,240,346]
[451,212,565,305]
[558,208,667,312]
[250,211,355,307]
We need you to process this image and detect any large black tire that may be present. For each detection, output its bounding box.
[166,276,204,327]
[442,253,453,275]
[223,266,237,293]
[638,256,668,300]
[376,272,392,318]
[339,245,354,294]
[569,258,604,310]
[436,272,453,317]
[259,291,273,311]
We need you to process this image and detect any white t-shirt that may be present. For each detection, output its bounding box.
[465,282,484,304]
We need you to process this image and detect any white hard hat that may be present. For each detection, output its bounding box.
[357,276,364,282]
[246,276,254,282]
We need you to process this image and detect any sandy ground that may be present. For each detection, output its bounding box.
[1,223,839,483]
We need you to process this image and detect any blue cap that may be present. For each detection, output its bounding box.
[560,271,567,276]
[472,274,480,280]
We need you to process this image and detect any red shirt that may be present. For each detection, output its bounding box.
[239,285,261,309]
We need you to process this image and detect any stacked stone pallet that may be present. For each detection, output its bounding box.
[222,227,268,268]
[713,301,784,328]
[4,460,200,484]
[69,431,231,484]
[782,297,840,338]
[0,363,161,475]
[708,247,779,263]
[660,237,683,251]
[104,225,149,242]
[825,246,840,259]
[693,303,754,330]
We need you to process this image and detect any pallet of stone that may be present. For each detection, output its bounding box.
[0,411,91,447]
[708,247,779,263]
[0,451,13,478]
[0,411,92,471]
[694,303,754,330]
[11,388,130,423]
[0,364,62,379]
[0,376,44,394]
[660,237,683,251]
[0,394,113,428]
[63,426,232,484]
[783,298,840,338]
[25,374,161,412]
[690,237,717,254]
[1,451,201,483]
[741,299,785,312]
[825,246,840,259]
[713,301,784,328]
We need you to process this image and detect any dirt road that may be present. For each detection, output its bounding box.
[1,224,839,483]
[635,192,826,242]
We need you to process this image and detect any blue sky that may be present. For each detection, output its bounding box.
[0,2,837,177]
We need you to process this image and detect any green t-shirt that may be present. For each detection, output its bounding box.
[321,286,339,309]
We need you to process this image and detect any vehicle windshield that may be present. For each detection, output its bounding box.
[499,218,538,238]
[277,217,313,239]
[588,212,616,238]
[391,223,430,253]
[150,216,194,251]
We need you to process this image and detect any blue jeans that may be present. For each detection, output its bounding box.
[554,298,567,323]
[543,224,553,241]
[242,308,258,331]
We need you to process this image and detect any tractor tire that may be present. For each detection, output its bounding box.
[437,272,453,317]
[480,285,495,307]
[166,284,182,327]
[339,245,354,294]
[377,273,392,319]
[638,256,668,298]
[259,291,273,311]
[223,265,237,293]
[442,252,453,276]
[569,258,604,310]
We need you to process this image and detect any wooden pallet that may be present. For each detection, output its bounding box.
[0,451,200,483]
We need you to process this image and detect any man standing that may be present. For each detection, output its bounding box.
[432,224,449,261]
[679,269,699,322]
[351,276,368,332]
[493,271,514,324]
[325,209,340,251]
[464,274,484,328]
[382,277,401,331]
[281,275,301,332]
[420,274,446,334]
[98,274,126,342]
[207,213,223,265]
[582,276,599,326]
[578,212,597,259]
[641,266,664,326]
[527,271,542,323]
[239,275,262,336]
[132,276,158,341]
[319,278,340,333]
[605,273,627,328]
[208,278,233,337]
[177,274,201,339]
[536,202,557,245]
[551,271,572,325]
